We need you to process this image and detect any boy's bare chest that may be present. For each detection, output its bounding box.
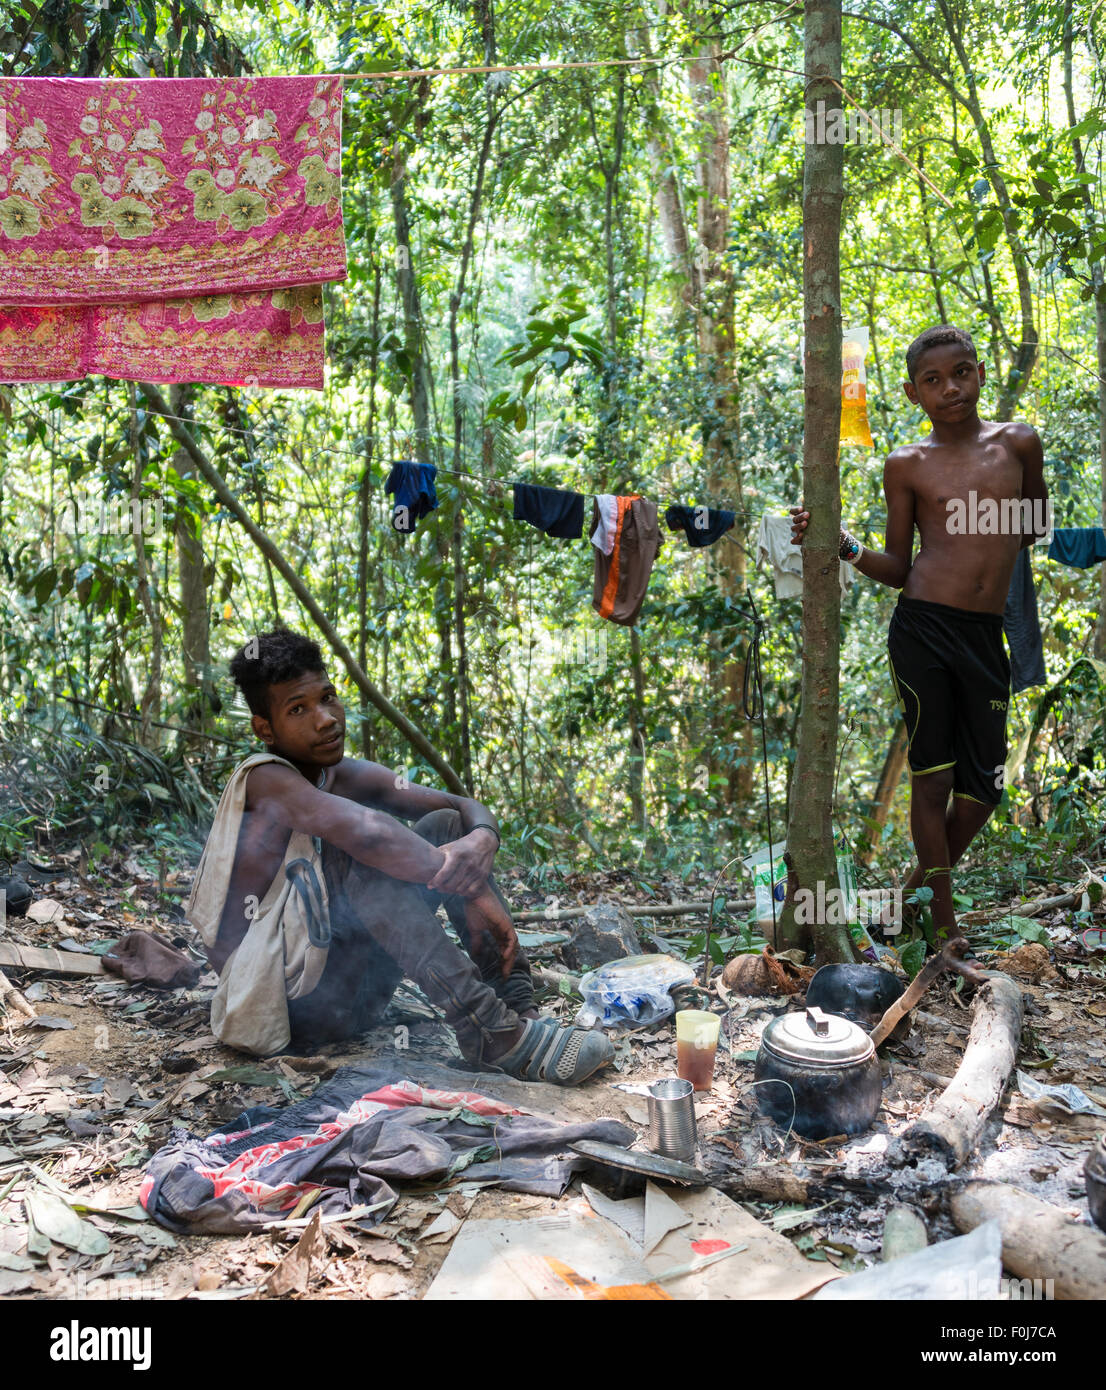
[913,441,1022,513]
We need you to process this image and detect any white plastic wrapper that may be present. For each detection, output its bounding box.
[575,953,696,1030]
[1016,1070,1106,1117]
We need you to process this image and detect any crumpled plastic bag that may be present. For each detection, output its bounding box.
[1016,1069,1106,1118]
[575,953,696,1030]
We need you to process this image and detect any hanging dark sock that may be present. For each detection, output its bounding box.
[386,460,438,533]
[512,482,585,539]
[664,503,736,548]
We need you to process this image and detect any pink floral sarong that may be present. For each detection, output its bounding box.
[0,76,346,389]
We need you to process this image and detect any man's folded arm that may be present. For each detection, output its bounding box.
[334,758,500,842]
[248,764,448,886]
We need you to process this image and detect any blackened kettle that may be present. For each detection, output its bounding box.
[754,1004,882,1140]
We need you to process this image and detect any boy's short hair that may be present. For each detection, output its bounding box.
[230,628,326,718]
[905,325,977,382]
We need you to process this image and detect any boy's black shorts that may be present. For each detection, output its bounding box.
[887,595,1011,807]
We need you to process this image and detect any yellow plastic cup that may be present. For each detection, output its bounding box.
[675,1009,722,1092]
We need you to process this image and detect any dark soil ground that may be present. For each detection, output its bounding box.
[2,849,1104,1300]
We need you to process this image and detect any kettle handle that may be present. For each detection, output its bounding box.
[805,1006,831,1036]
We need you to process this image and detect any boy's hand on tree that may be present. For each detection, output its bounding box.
[427,833,496,896]
[789,508,850,557]
[464,889,518,977]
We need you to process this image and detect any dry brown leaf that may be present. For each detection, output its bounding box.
[262,1209,326,1298]
[27,900,66,925]
[173,1035,220,1053]
[361,1240,413,1268]
[364,1270,409,1300]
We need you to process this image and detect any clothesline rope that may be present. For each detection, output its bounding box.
[19,393,766,518]
[125,402,761,515]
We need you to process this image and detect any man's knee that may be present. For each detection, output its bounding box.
[412,807,465,846]
[913,767,955,802]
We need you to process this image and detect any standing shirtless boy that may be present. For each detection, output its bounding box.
[791,326,1048,943]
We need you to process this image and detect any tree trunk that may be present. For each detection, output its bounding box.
[392,151,456,758]
[1062,3,1106,660]
[916,150,948,322]
[175,506,209,729]
[774,0,853,964]
[140,383,466,794]
[358,263,382,758]
[127,381,161,746]
[937,0,1038,418]
[586,75,647,827]
[390,158,433,452]
[446,3,498,792]
[684,14,750,807]
[857,718,909,865]
[170,387,213,740]
[628,627,647,831]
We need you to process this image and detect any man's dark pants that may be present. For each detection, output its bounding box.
[287,809,534,1060]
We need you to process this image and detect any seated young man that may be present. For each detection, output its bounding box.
[186,629,612,1086]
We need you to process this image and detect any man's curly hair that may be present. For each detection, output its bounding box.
[229,629,326,718]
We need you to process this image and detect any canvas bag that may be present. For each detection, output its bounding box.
[186,752,331,1055]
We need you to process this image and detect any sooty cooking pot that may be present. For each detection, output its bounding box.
[754,1005,882,1140]
[805,963,906,1034]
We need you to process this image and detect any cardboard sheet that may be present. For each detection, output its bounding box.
[425,1186,839,1300]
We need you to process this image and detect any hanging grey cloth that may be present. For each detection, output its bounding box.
[1003,548,1046,694]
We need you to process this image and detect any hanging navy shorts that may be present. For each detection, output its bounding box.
[887,595,1011,806]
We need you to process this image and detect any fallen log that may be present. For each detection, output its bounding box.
[513,898,754,925]
[958,889,1080,924]
[708,1159,890,1204]
[0,943,106,977]
[531,965,582,992]
[894,973,1023,1170]
[950,1181,1106,1300]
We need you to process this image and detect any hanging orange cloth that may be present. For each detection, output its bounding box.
[590,495,661,626]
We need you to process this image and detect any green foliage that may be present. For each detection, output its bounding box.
[899,938,927,981]
[0,0,1102,924]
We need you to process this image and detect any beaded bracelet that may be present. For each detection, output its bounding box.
[839,529,864,565]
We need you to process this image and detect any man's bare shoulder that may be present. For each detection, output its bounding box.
[329,757,394,798]
[243,759,302,809]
